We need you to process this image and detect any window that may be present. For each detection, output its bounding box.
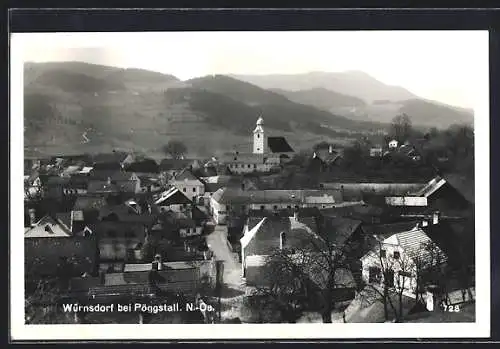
[254,164,257,169]
[393,251,400,259]
[257,134,260,138]
[273,205,278,210]
[193,188,196,192]
[248,164,251,168]
[260,205,265,211]
[380,249,386,258]
[183,188,187,192]
[368,266,381,283]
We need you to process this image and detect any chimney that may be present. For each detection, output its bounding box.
[152,254,163,271]
[280,231,287,250]
[432,211,440,225]
[28,208,36,227]
[329,144,333,154]
[292,207,299,222]
[71,210,85,234]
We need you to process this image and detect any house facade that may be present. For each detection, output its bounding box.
[171,169,205,202]
[209,188,344,224]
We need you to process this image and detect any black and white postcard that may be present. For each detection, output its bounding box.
[10,30,490,340]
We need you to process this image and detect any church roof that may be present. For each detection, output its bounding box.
[267,137,294,153]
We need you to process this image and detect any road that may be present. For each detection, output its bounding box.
[205,223,244,292]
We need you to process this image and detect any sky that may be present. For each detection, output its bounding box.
[15,31,488,109]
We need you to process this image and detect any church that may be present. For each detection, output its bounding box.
[218,116,295,174]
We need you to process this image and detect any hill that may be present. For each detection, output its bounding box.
[23,62,384,158]
[231,71,417,103]
[270,87,367,110]
[259,73,474,129]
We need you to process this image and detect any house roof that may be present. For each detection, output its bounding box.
[87,181,119,194]
[318,216,362,246]
[154,187,192,205]
[55,212,72,231]
[247,207,321,219]
[442,173,474,204]
[174,169,202,182]
[267,137,294,153]
[320,204,385,222]
[241,216,321,250]
[73,195,108,211]
[362,221,420,239]
[218,152,265,164]
[411,176,447,197]
[91,170,136,182]
[99,204,156,224]
[92,162,122,171]
[211,188,343,205]
[25,215,72,237]
[159,158,194,171]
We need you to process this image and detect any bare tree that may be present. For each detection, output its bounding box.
[249,223,357,323]
[390,113,413,143]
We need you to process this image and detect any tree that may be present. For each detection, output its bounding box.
[390,113,413,143]
[162,140,188,159]
[249,223,357,323]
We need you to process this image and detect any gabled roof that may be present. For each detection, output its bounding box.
[25,215,72,238]
[318,216,362,246]
[362,221,420,239]
[125,159,160,174]
[174,169,202,182]
[99,204,156,224]
[267,137,294,153]
[412,176,447,197]
[154,187,192,205]
[442,173,474,204]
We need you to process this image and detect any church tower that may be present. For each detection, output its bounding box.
[253,116,265,154]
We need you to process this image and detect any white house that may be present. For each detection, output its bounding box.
[171,169,205,202]
[209,188,344,225]
[360,220,446,299]
[154,187,193,213]
[388,139,399,149]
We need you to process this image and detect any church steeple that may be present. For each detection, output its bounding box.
[253,116,265,154]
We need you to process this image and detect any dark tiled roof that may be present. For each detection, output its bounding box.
[174,169,202,182]
[73,195,108,211]
[247,207,321,219]
[91,170,136,182]
[211,188,343,205]
[442,173,474,204]
[362,220,420,238]
[68,175,90,189]
[318,216,362,246]
[267,137,294,153]
[218,152,264,164]
[154,187,192,205]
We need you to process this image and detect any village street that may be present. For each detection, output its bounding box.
[205,222,244,294]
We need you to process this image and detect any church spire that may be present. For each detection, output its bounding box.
[253,115,265,154]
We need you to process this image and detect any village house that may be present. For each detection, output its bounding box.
[89,170,141,194]
[95,203,157,270]
[209,188,345,224]
[171,169,205,203]
[359,219,446,302]
[388,139,399,149]
[153,186,194,213]
[240,210,357,302]
[25,214,98,277]
[159,158,195,182]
